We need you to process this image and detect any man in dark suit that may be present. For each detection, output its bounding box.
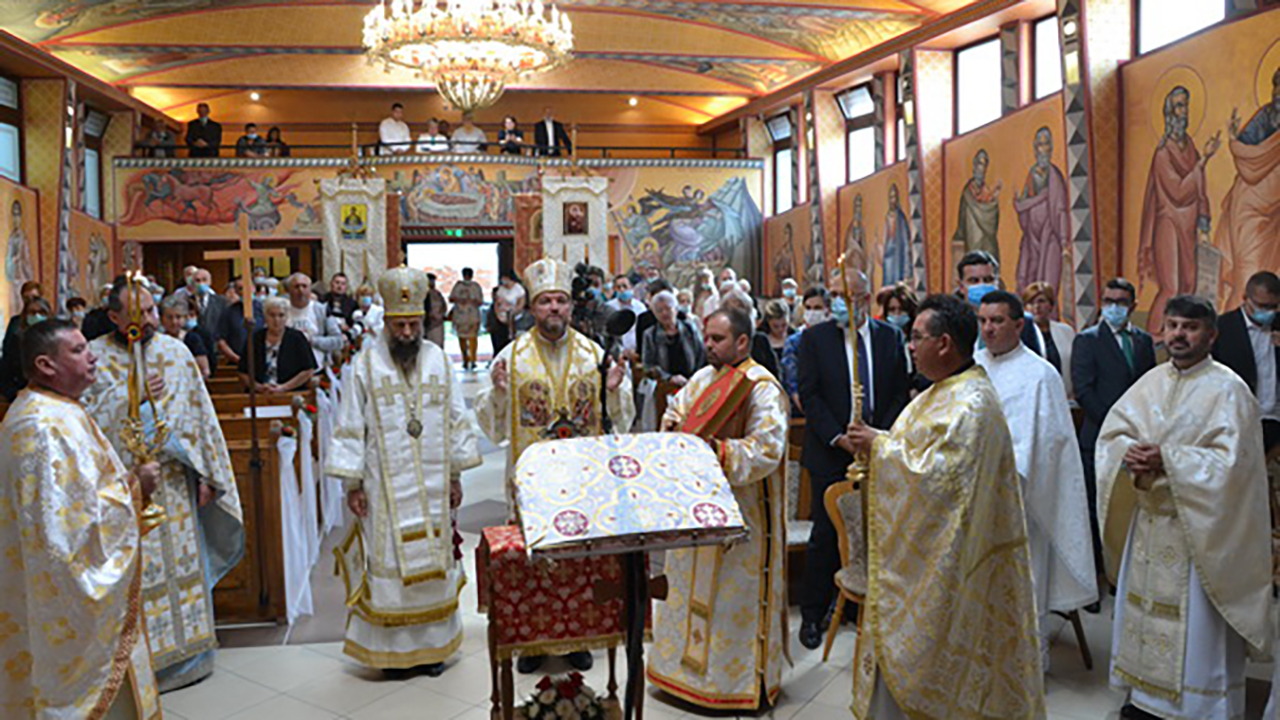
[185,103,222,158]
[957,250,1045,356]
[796,270,910,648]
[1071,277,1156,607]
[534,106,572,157]
[1212,270,1280,452]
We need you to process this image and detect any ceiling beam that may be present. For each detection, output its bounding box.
[697,0,1021,133]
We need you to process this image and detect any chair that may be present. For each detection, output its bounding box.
[821,479,866,662]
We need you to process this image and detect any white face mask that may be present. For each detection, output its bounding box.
[803,309,828,327]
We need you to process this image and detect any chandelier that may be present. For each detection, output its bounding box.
[363,0,574,113]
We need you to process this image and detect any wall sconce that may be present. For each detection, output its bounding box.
[1062,19,1078,39]
[903,99,915,126]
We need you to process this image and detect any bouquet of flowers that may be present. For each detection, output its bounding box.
[517,672,608,720]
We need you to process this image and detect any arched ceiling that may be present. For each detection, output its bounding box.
[1,0,985,123]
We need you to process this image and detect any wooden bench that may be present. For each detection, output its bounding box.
[211,391,311,416]
[206,375,246,396]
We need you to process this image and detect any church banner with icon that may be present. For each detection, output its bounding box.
[0,177,39,333]
[1121,11,1280,334]
[66,210,114,308]
[836,162,911,296]
[542,175,609,268]
[319,177,387,289]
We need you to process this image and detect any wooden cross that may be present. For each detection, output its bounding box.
[203,214,288,320]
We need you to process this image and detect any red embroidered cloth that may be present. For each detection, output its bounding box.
[478,525,633,659]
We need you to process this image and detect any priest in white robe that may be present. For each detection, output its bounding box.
[975,291,1098,672]
[1098,295,1272,720]
[328,266,482,678]
[0,320,162,719]
[82,276,244,693]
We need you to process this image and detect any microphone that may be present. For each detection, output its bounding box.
[604,307,636,339]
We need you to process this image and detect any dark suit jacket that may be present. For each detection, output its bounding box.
[1071,322,1157,450]
[1212,307,1275,395]
[798,318,911,478]
[534,119,572,157]
[239,327,317,385]
[80,308,113,342]
[185,118,222,157]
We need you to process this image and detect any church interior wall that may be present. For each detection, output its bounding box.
[66,209,114,306]
[0,176,40,327]
[836,162,912,295]
[764,206,813,298]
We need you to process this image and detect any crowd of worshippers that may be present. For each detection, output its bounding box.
[1,248,1278,718]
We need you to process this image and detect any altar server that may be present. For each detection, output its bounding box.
[329,266,482,678]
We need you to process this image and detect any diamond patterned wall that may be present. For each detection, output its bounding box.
[21,79,67,297]
[814,89,846,282]
[1082,0,1130,283]
[915,49,953,293]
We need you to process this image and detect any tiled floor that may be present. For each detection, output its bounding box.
[167,367,1275,719]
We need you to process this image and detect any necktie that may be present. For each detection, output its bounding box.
[857,331,871,423]
[1118,328,1135,373]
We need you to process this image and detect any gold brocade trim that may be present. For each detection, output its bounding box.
[343,631,463,669]
[326,466,363,480]
[646,668,760,710]
[88,547,143,720]
[350,572,467,627]
[1126,591,1182,620]
[1114,666,1181,703]
[402,528,428,543]
[495,632,630,661]
[402,569,447,586]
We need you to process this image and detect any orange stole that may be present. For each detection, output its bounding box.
[676,364,758,675]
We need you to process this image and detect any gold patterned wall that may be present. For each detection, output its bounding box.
[915,49,954,292]
[1083,0,1132,282]
[21,79,66,296]
[101,110,135,235]
[814,89,847,286]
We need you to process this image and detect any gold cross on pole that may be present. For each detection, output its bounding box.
[203,214,287,321]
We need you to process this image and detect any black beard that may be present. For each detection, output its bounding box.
[390,335,421,375]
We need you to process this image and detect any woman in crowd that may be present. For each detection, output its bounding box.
[780,286,830,413]
[264,127,290,157]
[692,267,719,321]
[640,290,706,430]
[492,270,526,356]
[0,297,52,401]
[498,115,524,155]
[160,295,212,379]
[66,297,87,328]
[238,296,317,394]
[353,283,384,339]
[1022,281,1075,397]
[876,282,919,338]
[760,299,794,372]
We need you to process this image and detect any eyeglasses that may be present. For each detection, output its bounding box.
[909,332,937,344]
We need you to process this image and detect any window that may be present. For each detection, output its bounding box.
[767,113,795,214]
[83,148,101,219]
[837,83,876,183]
[1138,0,1224,54]
[1034,16,1063,99]
[955,38,1001,134]
[897,117,906,162]
[0,124,19,183]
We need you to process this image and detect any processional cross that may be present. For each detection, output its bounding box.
[204,214,287,322]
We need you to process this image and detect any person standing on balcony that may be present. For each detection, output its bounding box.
[185,103,221,158]
[379,102,412,155]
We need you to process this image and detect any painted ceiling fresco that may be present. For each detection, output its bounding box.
[2,0,983,97]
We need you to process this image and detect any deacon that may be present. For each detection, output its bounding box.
[975,290,1098,672]
[0,320,162,719]
[647,307,789,711]
[846,294,1044,719]
[477,257,634,674]
[1098,295,1271,720]
[82,275,244,692]
[328,266,481,678]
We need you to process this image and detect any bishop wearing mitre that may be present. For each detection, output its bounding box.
[1099,296,1271,720]
[82,275,244,693]
[478,256,634,674]
[845,294,1044,719]
[0,320,162,719]
[328,266,482,678]
[647,307,789,711]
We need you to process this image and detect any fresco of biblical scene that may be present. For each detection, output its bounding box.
[835,162,911,295]
[1121,14,1280,333]
[943,94,1069,299]
[116,167,321,239]
[67,211,113,309]
[386,164,538,227]
[0,178,38,331]
[601,166,764,290]
[763,206,811,298]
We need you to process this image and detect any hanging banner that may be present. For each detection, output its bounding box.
[319,177,386,289]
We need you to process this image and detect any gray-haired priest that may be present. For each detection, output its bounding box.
[328,265,482,679]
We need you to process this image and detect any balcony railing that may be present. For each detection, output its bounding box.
[131,139,748,160]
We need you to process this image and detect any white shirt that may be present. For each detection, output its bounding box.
[544,118,555,150]
[451,126,487,154]
[378,117,411,155]
[416,133,449,153]
[1243,308,1278,420]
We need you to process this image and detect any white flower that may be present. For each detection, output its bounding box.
[538,690,556,706]
[555,698,576,718]
[575,694,591,711]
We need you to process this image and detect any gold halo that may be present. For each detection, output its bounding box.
[1256,38,1280,109]
[1149,64,1206,139]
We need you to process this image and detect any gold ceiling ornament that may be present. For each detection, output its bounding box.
[362,0,574,113]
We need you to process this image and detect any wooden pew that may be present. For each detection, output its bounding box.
[211,391,310,416]
[212,415,299,624]
[206,375,246,396]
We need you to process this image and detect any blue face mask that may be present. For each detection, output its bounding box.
[782,288,796,300]
[360,296,373,309]
[886,313,911,329]
[153,292,164,303]
[1101,303,1130,328]
[1250,308,1276,327]
[590,287,604,303]
[603,282,613,294]
[26,314,46,326]
[184,318,198,331]
[197,282,212,295]
[831,297,849,326]
[966,283,997,306]
[618,290,633,303]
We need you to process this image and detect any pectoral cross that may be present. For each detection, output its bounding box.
[203,214,288,321]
